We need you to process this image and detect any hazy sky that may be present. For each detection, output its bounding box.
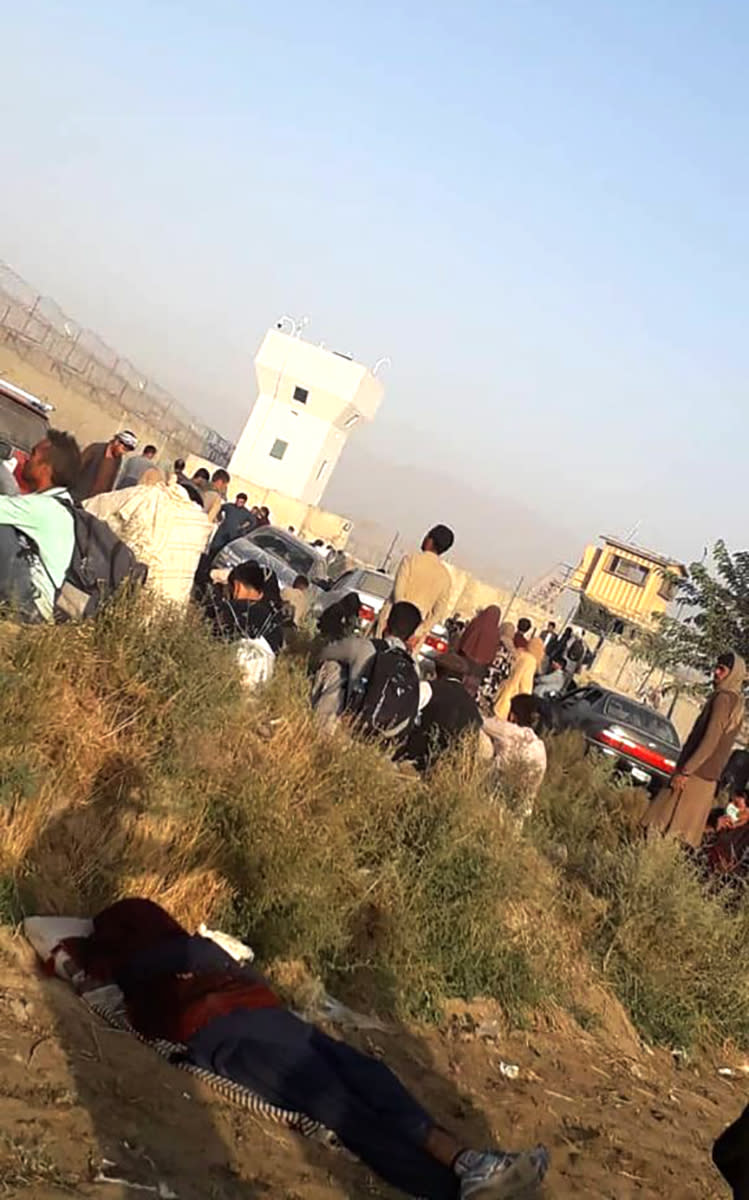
[2,1,748,580]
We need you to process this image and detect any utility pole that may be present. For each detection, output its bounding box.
[504,575,524,625]
[381,531,399,574]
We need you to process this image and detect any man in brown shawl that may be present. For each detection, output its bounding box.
[642,651,746,848]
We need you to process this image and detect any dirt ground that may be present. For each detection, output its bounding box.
[0,929,738,1200]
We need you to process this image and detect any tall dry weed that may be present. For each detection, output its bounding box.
[2,598,748,1048]
[534,734,749,1048]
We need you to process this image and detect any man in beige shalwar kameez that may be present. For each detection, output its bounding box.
[641,651,746,848]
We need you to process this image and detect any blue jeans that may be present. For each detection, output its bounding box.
[189,1008,459,1199]
[0,526,41,622]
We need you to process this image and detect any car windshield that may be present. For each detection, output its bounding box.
[358,572,393,599]
[251,532,319,578]
[0,395,47,454]
[603,695,679,746]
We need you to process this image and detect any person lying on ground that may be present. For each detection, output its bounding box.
[0,430,81,623]
[311,600,422,740]
[206,559,284,654]
[281,574,311,627]
[533,657,567,699]
[483,694,548,815]
[400,652,483,772]
[66,897,549,1200]
[317,591,361,641]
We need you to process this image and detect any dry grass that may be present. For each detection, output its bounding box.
[1,596,748,1049]
[533,734,749,1048]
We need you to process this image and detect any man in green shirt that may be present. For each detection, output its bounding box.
[0,430,81,621]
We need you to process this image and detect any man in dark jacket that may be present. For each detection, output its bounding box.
[401,653,482,771]
[74,430,137,499]
[210,493,254,556]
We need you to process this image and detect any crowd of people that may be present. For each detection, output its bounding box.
[0,424,618,813]
[3,425,747,843]
[5,426,749,1197]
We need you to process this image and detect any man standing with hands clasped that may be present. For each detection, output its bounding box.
[641,651,746,848]
[376,524,454,651]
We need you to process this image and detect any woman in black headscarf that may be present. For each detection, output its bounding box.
[317,591,361,642]
[208,559,284,654]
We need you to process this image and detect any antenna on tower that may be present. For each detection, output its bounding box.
[275,314,310,337]
[372,356,391,377]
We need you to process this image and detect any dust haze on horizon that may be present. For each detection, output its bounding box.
[1,1,747,585]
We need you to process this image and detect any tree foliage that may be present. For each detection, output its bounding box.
[659,541,749,673]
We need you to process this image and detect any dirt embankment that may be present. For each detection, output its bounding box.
[0,930,737,1200]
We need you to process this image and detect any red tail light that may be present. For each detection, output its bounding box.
[595,727,677,775]
[425,634,449,655]
[359,603,375,624]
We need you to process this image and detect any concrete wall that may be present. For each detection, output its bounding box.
[443,563,557,634]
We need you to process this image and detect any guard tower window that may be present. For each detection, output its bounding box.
[606,554,649,588]
[270,439,288,460]
[292,386,308,404]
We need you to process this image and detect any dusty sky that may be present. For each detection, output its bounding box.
[2,1,748,581]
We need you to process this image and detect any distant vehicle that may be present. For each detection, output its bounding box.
[311,565,450,663]
[0,378,53,489]
[546,685,681,792]
[213,526,331,591]
[417,621,451,664]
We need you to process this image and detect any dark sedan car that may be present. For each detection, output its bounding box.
[546,685,681,792]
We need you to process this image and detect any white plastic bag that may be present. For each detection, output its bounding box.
[236,636,275,689]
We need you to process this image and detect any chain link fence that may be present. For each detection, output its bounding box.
[0,261,234,465]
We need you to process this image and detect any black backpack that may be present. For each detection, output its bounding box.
[53,498,148,621]
[354,639,420,742]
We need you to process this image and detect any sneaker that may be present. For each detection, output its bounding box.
[457,1145,549,1199]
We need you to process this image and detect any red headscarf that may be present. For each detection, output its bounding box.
[457,605,502,666]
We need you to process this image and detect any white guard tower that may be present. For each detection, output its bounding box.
[229,323,385,507]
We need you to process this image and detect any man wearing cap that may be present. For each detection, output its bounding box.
[74,431,137,500]
[399,652,482,771]
[376,524,455,649]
